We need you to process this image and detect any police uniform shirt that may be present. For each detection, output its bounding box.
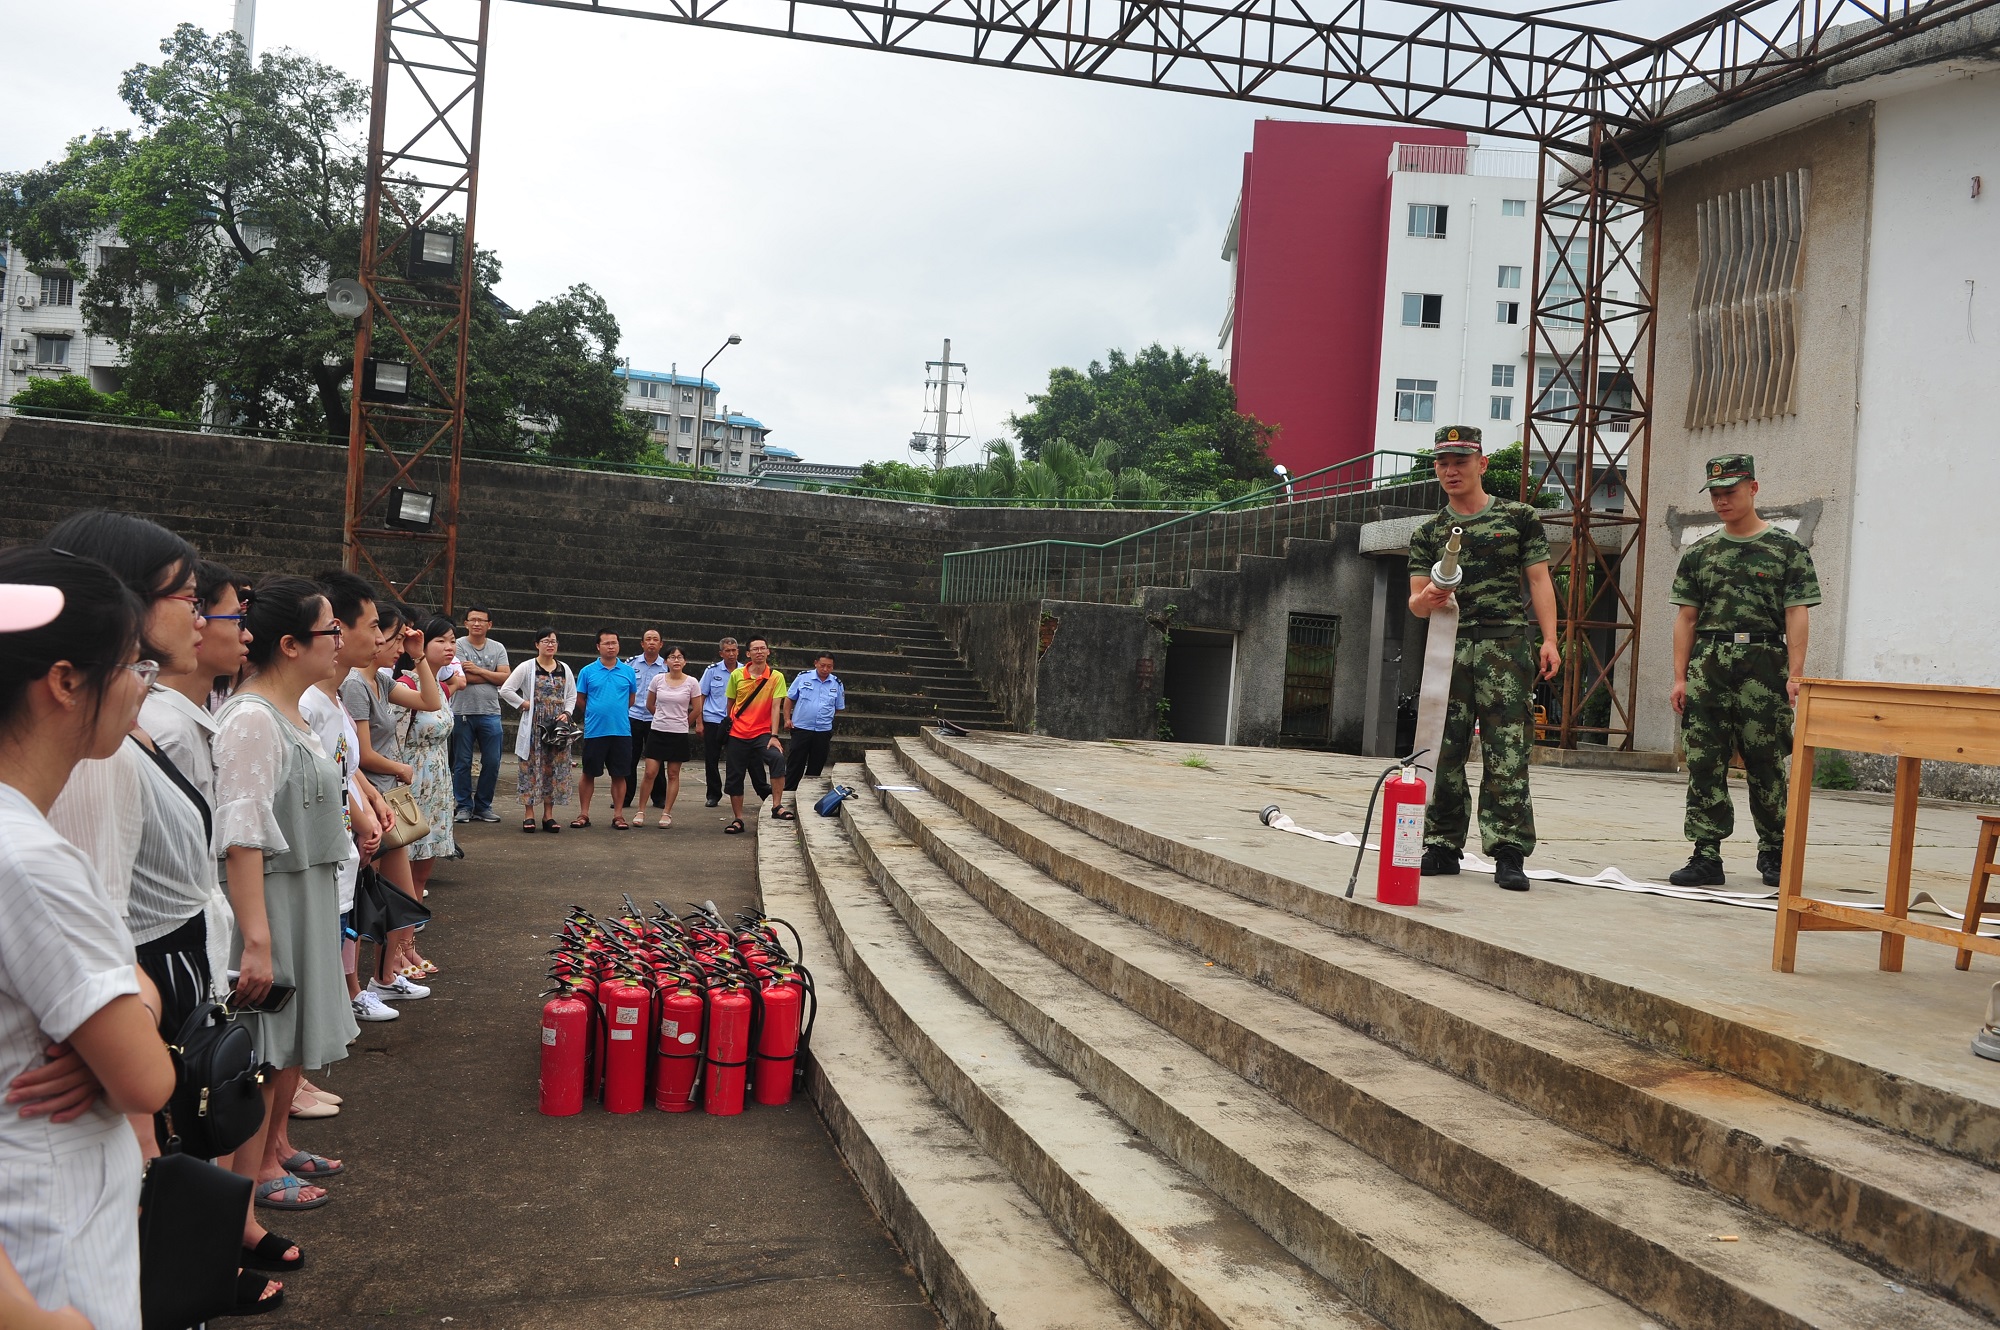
[787,673,847,733]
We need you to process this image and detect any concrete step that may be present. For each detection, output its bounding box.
[868,746,1992,1330]
[795,768,1382,1330]
[754,818,1148,1330]
[826,763,1666,1330]
[898,735,2000,1321]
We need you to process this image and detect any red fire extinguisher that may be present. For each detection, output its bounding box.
[1377,765,1426,907]
[654,978,706,1113]
[599,975,652,1114]
[751,969,804,1106]
[538,986,591,1117]
[704,981,753,1116]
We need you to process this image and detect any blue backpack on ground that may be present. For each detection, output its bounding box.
[814,784,855,817]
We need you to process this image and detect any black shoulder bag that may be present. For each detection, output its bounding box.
[166,999,267,1160]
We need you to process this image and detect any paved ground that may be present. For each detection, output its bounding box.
[936,733,2000,1112]
[270,775,941,1330]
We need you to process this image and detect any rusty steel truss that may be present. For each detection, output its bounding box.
[352,0,1999,737]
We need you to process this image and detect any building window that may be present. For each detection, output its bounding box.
[1501,199,1527,217]
[1497,265,1521,289]
[33,335,70,366]
[1394,378,1437,422]
[678,416,692,434]
[1491,364,1515,388]
[651,413,674,432]
[681,388,694,402]
[1490,395,1514,420]
[1496,301,1520,324]
[729,426,743,441]
[1401,293,1443,328]
[1537,365,1578,421]
[38,274,75,307]
[1407,204,1448,239]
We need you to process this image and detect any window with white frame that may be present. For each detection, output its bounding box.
[1497,265,1522,289]
[1394,378,1437,422]
[1490,396,1514,420]
[650,413,673,432]
[681,387,695,402]
[33,335,70,365]
[1401,292,1443,328]
[38,274,74,307]
[1491,364,1515,388]
[1406,204,1448,239]
[1501,199,1527,217]
[679,416,693,434]
[1496,301,1520,324]
[1537,365,1578,420]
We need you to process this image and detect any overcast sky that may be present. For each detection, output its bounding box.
[7,0,1695,466]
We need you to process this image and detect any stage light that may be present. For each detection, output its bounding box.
[406,228,459,281]
[386,486,437,531]
[362,358,410,403]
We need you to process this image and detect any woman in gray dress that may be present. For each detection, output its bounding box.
[213,577,359,1232]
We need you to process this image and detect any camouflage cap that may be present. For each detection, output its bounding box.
[1702,453,1756,490]
[1432,424,1482,455]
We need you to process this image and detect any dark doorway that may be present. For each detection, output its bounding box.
[1281,613,1340,746]
[1163,629,1235,745]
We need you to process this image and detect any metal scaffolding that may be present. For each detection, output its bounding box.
[349,0,1999,735]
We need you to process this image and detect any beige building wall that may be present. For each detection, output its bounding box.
[1634,108,1875,753]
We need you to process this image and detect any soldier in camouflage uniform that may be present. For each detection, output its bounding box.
[1668,453,1820,887]
[1408,425,1562,892]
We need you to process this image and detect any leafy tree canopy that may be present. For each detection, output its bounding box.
[0,24,640,461]
[9,373,182,423]
[1406,442,1559,509]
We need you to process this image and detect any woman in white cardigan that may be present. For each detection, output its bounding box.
[498,627,577,833]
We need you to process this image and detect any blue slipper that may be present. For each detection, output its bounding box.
[255,1175,330,1210]
[280,1150,342,1179]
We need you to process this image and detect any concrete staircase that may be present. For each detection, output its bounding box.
[762,734,2000,1330]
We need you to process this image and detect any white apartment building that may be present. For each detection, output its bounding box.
[0,234,127,401]
[617,367,771,476]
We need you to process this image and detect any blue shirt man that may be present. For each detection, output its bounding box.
[628,633,673,723]
[782,652,846,798]
[698,638,741,806]
[573,630,638,826]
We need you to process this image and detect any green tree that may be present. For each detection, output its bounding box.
[1404,442,1559,509]
[1008,344,1273,492]
[10,373,182,423]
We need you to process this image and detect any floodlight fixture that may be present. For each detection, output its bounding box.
[386,486,437,531]
[405,228,459,281]
[362,358,410,403]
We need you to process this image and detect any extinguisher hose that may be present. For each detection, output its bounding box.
[1344,748,1429,900]
[765,917,805,967]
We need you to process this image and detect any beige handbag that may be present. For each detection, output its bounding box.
[376,783,431,853]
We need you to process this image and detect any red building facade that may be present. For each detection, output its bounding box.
[1223,121,1466,476]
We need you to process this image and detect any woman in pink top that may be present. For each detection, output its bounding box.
[636,648,701,827]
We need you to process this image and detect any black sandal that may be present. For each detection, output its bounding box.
[241,1232,304,1272]
[724,818,746,834]
[770,805,796,820]
[522,817,537,833]
[223,1268,285,1317]
[542,818,562,834]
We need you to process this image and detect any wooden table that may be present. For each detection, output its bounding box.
[1773,678,2000,973]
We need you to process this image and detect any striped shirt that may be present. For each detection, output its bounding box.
[121,737,214,947]
[140,685,219,806]
[0,781,144,1330]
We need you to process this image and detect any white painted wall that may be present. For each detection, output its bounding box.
[1376,156,1539,455]
[1847,70,2000,686]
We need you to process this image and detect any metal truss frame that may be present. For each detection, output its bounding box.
[351,0,1998,737]
[344,0,492,614]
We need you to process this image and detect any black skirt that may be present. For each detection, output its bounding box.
[644,730,693,763]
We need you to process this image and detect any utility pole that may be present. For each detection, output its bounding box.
[922,338,968,473]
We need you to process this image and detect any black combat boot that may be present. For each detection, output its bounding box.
[1420,846,1461,876]
[1669,853,1726,887]
[1492,844,1530,892]
[1756,848,1783,888]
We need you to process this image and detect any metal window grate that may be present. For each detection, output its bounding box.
[1281,613,1340,744]
[1686,169,1811,428]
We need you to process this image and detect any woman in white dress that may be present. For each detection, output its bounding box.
[0,547,176,1330]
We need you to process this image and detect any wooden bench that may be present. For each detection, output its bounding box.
[1772,679,2000,973]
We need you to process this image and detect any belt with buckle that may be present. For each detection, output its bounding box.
[1697,630,1784,645]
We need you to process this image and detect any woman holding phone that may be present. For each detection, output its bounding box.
[212,576,359,1247]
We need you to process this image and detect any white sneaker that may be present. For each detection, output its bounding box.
[352,991,400,1022]
[367,974,431,1001]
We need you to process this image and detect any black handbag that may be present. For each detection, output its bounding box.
[166,1000,266,1160]
[138,1148,254,1330]
[353,862,433,942]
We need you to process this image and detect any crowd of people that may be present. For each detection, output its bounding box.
[0,509,848,1329]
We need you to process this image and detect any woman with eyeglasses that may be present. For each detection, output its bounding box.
[212,576,359,1264]
[0,547,177,1330]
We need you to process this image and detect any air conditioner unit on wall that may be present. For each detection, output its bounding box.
[9,360,26,374]
[14,294,35,308]
[8,337,28,353]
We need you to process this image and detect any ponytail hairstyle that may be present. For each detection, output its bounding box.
[0,547,143,735]
[244,576,331,670]
[42,510,197,662]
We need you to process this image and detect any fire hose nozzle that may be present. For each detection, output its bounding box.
[1430,525,1466,591]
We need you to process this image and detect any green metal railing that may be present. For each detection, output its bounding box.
[940,451,1439,605]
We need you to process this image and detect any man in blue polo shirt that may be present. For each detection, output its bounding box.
[623,628,672,816]
[698,636,740,808]
[573,629,638,829]
[784,651,846,807]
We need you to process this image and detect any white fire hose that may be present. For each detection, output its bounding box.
[1410,524,1464,808]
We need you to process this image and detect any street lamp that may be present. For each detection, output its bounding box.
[697,334,741,476]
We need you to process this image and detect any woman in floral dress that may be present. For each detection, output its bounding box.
[499,628,577,832]
[405,616,461,889]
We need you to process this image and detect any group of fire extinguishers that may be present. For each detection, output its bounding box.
[537,896,818,1118]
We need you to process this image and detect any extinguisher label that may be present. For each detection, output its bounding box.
[660,1018,679,1038]
[615,1007,639,1025]
[1392,807,1425,869]
[678,1032,697,1045]
[541,1027,558,1045]
[609,1029,634,1041]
